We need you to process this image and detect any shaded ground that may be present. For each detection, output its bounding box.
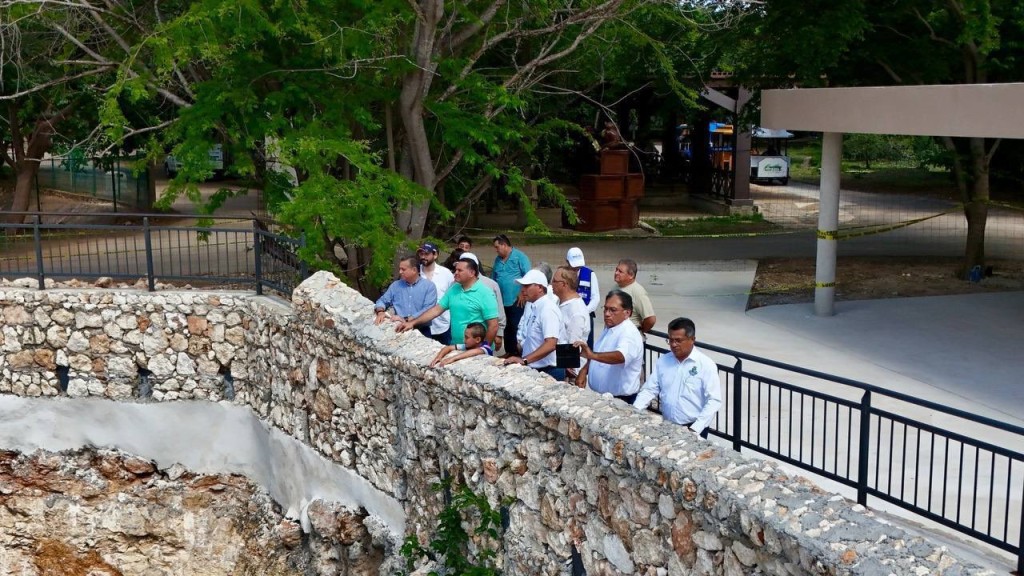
[749,256,1024,309]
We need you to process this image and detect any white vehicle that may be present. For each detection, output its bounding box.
[164,145,225,178]
[749,128,793,185]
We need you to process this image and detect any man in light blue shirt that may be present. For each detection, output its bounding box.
[491,233,531,355]
[373,256,437,337]
[634,317,721,438]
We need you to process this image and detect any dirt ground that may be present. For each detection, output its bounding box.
[748,257,1024,309]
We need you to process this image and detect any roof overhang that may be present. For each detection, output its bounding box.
[761,83,1024,139]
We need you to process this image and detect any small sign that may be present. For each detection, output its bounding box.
[756,157,789,179]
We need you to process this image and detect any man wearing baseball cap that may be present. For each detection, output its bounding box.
[566,247,599,348]
[418,242,454,345]
[502,269,565,380]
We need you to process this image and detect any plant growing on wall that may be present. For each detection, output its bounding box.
[399,481,506,576]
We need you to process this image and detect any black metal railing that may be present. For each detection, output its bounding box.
[643,329,1024,573]
[0,212,307,297]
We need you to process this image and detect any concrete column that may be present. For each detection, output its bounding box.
[731,87,753,207]
[732,129,753,207]
[815,132,843,316]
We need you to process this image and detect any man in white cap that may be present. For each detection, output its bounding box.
[566,247,599,348]
[418,242,454,345]
[502,269,565,380]
[461,252,506,352]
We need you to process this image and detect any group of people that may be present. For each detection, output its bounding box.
[372,235,721,436]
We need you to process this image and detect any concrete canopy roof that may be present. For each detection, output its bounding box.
[760,83,1024,139]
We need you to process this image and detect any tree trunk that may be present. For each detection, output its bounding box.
[7,164,38,222]
[4,104,72,223]
[395,0,443,242]
[959,137,990,278]
[961,197,987,276]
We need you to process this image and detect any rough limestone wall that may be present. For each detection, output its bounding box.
[0,286,391,576]
[0,275,994,575]
[0,448,384,575]
[0,288,253,400]
[284,272,990,576]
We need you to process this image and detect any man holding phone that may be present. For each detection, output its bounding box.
[573,290,644,404]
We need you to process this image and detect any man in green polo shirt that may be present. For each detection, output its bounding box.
[397,257,499,346]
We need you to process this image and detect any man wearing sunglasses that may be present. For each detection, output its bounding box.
[572,289,644,404]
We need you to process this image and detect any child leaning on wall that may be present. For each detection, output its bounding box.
[429,322,494,367]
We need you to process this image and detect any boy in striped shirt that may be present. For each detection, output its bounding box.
[428,322,494,367]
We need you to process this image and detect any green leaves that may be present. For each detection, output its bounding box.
[399,480,505,576]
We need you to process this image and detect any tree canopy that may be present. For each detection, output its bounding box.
[16,0,713,290]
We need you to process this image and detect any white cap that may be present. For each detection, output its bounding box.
[461,252,480,266]
[515,269,549,288]
[566,247,586,267]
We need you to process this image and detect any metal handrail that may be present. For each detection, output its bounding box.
[644,327,1024,572]
[649,328,1024,437]
[0,214,307,297]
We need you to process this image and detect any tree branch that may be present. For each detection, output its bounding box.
[0,67,108,100]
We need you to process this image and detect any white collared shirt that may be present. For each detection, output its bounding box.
[587,320,643,396]
[517,294,564,368]
[634,347,722,433]
[559,296,590,352]
[422,264,454,335]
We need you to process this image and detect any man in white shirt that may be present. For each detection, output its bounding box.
[503,269,565,380]
[573,289,644,404]
[634,317,721,438]
[418,242,454,345]
[551,266,589,383]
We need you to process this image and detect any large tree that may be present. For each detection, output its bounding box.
[3,0,729,290]
[0,0,195,221]
[130,0,711,290]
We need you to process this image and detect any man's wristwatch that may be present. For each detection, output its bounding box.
[522,358,529,366]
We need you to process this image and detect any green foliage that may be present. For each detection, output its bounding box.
[648,213,779,236]
[844,134,893,169]
[270,137,427,287]
[9,0,730,291]
[399,481,505,576]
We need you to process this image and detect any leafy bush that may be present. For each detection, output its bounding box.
[399,481,507,576]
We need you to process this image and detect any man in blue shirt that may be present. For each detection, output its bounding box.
[373,256,437,337]
[633,317,721,439]
[491,233,531,356]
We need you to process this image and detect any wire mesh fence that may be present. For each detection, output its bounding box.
[36,156,151,209]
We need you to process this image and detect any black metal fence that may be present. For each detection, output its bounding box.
[0,212,307,297]
[643,329,1024,573]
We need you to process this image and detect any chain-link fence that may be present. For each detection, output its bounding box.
[751,180,1024,261]
[36,155,152,210]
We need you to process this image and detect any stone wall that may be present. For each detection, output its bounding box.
[0,274,993,575]
[0,287,253,401]
[0,448,384,575]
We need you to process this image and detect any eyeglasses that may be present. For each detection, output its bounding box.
[666,337,693,345]
[603,306,624,314]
